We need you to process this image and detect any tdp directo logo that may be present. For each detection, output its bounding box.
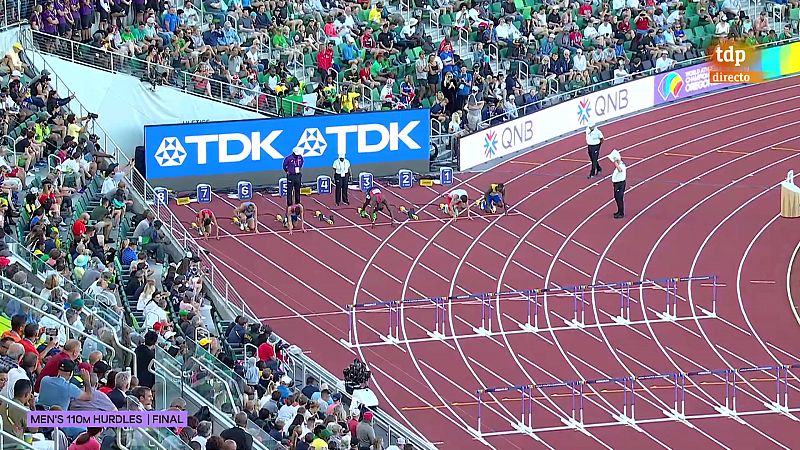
[153,121,422,168]
[708,42,764,83]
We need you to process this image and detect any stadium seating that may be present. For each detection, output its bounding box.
[0,40,413,450]
[22,0,795,142]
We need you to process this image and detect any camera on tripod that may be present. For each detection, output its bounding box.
[87,112,99,120]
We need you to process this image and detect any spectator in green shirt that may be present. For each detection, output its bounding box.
[743,30,758,46]
[370,53,390,83]
[778,25,793,41]
[89,197,113,242]
[762,29,777,44]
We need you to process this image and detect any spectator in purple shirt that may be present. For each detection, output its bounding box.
[282,149,304,208]
[132,0,145,24]
[79,0,94,40]
[42,3,59,35]
[69,0,80,33]
[54,0,69,36]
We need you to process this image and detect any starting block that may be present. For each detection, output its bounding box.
[358,208,377,222]
[478,199,496,214]
[399,206,418,220]
[315,211,335,225]
[232,216,246,231]
[439,203,448,214]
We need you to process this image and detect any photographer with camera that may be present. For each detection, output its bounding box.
[66,113,96,141]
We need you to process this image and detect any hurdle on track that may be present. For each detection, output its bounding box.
[472,363,800,439]
[342,275,720,348]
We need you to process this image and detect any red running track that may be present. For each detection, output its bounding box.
[169,75,800,450]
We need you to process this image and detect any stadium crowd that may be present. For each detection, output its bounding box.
[22,0,797,135]
[0,40,408,450]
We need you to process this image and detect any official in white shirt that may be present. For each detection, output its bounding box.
[608,149,627,219]
[585,119,604,178]
[332,149,351,206]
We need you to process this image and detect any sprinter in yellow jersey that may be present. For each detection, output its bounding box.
[479,183,508,214]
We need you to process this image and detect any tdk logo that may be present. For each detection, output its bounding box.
[154,122,422,167]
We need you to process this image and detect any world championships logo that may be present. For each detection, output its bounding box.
[484,131,498,158]
[656,72,685,101]
[577,98,592,125]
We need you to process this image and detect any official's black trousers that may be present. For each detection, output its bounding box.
[334,173,349,205]
[588,144,602,177]
[613,180,626,215]
[286,173,302,206]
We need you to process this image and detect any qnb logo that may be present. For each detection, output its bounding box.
[578,89,630,125]
[154,137,187,167]
[156,121,423,167]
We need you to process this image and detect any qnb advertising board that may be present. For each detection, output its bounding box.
[459,77,655,170]
[145,109,431,191]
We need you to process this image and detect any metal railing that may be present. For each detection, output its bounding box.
[21,28,336,118]
[470,35,800,133]
[17,31,432,448]
[0,276,123,365]
[0,394,42,450]
[8,240,124,329]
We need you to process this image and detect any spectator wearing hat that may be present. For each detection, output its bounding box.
[311,428,332,449]
[37,358,93,410]
[347,407,360,438]
[1,43,31,77]
[356,411,377,450]
[654,50,675,72]
[283,148,304,208]
[385,436,407,450]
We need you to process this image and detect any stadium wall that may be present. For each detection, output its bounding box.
[30,52,263,160]
[459,40,799,171]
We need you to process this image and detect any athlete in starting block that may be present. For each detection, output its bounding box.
[281,203,306,235]
[360,186,396,229]
[233,202,259,233]
[192,208,219,240]
[440,189,472,220]
[479,183,508,214]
